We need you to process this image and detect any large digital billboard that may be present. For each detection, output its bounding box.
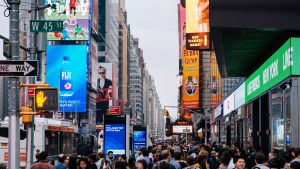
[44,0,90,40]
[104,115,126,155]
[186,0,210,50]
[46,45,87,112]
[96,63,113,104]
[182,50,200,109]
[132,126,147,153]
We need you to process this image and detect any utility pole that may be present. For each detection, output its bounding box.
[7,0,21,168]
[25,0,37,166]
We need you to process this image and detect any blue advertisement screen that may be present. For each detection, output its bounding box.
[46,45,87,112]
[104,124,126,155]
[133,131,147,152]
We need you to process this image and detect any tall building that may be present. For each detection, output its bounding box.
[222,77,243,99]
[129,36,143,124]
[118,0,129,106]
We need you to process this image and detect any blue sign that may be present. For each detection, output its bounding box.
[104,124,126,155]
[133,131,147,152]
[46,45,87,112]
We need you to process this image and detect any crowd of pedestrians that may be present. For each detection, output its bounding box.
[30,141,300,169]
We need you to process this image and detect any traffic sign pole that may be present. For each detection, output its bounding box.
[7,0,21,167]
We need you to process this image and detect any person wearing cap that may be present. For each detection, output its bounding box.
[55,154,67,169]
[30,151,54,169]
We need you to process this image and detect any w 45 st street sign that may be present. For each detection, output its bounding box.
[30,20,63,32]
[0,60,38,76]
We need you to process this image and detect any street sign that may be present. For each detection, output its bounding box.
[34,88,58,112]
[0,60,37,77]
[183,129,190,133]
[27,86,35,97]
[30,20,63,32]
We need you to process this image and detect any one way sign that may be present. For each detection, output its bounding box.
[0,60,38,77]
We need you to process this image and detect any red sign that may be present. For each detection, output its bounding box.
[27,86,35,97]
[108,106,120,115]
[4,152,26,162]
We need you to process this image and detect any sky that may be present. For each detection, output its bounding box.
[126,0,180,119]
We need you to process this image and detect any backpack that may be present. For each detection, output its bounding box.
[148,158,153,169]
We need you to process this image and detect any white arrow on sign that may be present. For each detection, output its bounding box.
[0,62,36,75]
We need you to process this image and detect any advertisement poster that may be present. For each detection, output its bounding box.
[96,63,113,104]
[182,50,200,109]
[47,19,89,40]
[92,0,98,33]
[46,45,87,112]
[186,0,210,49]
[179,3,186,59]
[133,131,146,152]
[91,39,98,89]
[104,124,126,155]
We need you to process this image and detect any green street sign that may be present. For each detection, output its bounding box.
[245,37,300,102]
[30,20,63,32]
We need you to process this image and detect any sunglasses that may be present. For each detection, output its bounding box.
[99,72,105,74]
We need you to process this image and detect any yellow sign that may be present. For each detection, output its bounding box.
[182,49,200,110]
[34,88,58,111]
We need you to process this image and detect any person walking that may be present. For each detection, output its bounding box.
[30,151,54,169]
[252,152,269,169]
[55,154,67,169]
[233,157,246,169]
[79,158,90,169]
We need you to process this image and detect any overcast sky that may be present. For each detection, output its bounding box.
[126,0,179,119]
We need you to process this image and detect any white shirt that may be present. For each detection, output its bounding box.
[99,77,105,89]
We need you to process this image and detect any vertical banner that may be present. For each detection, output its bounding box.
[92,0,98,33]
[91,39,98,89]
[44,0,90,40]
[186,0,210,50]
[182,50,200,110]
[46,45,87,112]
[179,3,186,59]
[210,52,222,109]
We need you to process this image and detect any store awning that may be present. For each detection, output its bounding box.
[210,0,300,77]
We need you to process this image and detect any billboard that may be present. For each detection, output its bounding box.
[91,38,98,89]
[132,125,147,153]
[182,50,200,109]
[172,125,193,134]
[104,115,126,155]
[92,0,98,33]
[96,63,113,104]
[46,45,87,112]
[186,0,210,49]
[47,19,89,40]
[179,3,186,59]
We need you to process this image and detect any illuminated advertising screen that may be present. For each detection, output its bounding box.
[182,50,200,109]
[46,45,87,112]
[132,126,147,153]
[44,0,90,40]
[104,115,126,155]
[186,0,210,49]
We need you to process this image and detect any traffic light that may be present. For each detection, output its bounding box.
[21,106,32,124]
[34,88,58,112]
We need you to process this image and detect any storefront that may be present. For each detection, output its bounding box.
[214,37,300,152]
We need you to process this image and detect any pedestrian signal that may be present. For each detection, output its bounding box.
[34,88,58,111]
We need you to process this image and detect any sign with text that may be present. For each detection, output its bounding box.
[182,50,200,110]
[245,38,300,102]
[30,20,63,32]
[46,45,87,112]
[173,125,193,134]
[0,60,37,77]
[186,0,210,49]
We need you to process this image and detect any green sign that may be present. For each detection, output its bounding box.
[245,38,300,102]
[30,20,63,32]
